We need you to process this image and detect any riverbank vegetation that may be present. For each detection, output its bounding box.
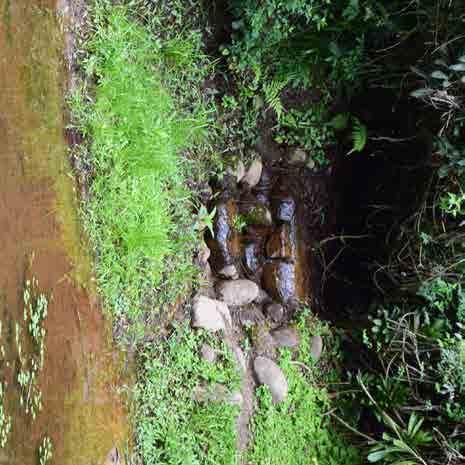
[72,0,464,464]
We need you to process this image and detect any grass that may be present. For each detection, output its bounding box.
[248,311,361,465]
[133,322,240,465]
[70,4,213,328]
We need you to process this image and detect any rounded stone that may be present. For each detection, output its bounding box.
[216,279,259,306]
[253,356,288,403]
[271,327,300,349]
[310,335,323,361]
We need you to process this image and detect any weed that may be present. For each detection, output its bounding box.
[133,322,240,465]
[232,213,248,233]
[38,436,53,465]
[194,205,217,238]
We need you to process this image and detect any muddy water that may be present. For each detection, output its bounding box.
[0,1,130,464]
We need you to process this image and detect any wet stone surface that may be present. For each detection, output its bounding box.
[262,261,296,303]
[208,160,312,306]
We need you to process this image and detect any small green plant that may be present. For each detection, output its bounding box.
[274,102,333,167]
[232,213,248,233]
[38,436,53,465]
[222,94,239,112]
[348,117,368,154]
[440,191,465,218]
[367,411,432,465]
[195,205,217,237]
[0,382,11,449]
[15,278,48,420]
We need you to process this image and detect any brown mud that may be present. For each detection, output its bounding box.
[0,1,131,464]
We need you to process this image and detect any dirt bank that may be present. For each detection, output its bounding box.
[0,1,131,464]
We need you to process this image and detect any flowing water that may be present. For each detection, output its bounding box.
[0,1,131,464]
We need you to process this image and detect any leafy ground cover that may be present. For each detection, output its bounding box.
[134,323,240,465]
[248,312,361,465]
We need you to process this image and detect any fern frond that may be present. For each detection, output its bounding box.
[264,77,289,119]
[348,117,367,154]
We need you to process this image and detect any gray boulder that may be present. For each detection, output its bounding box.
[217,279,259,306]
[271,327,300,349]
[192,295,231,331]
[254,356,288,403]
[310,335,323,361]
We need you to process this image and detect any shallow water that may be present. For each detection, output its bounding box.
[0,1,131,464]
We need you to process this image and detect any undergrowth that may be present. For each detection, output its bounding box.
[70,3,216,333]
[248,311,361,465]
[133,322,240,465]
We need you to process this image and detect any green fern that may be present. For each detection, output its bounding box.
[264,77,289,119]
[348,117,367,154]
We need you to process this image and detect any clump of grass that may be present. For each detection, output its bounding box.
[134,323,240,465]
[248,311,361,465]
[71,5,210,324]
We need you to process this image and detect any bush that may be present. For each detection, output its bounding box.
[348,278,465,464]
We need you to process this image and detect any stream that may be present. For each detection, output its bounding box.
[0,1,130,464]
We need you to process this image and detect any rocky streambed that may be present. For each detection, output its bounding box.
[191,157,327,453]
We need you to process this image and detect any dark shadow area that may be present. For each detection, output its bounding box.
[321,89,434,321]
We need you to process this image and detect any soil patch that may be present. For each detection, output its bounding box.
[0,1,131,463]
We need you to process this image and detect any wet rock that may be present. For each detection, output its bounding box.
[206,200,240,272]
[192,295,231,331]
[266,225,293,259]
[243,159,263,188]
[265,303,284,323]
[200,344,218,363]
[253,356,288,403]
[289,147,307,165]
[310,335,323,361]
[217,279,259,306]
[218,264,239,280]
[236,160,246,183]
[262,261,296,303]
[193,383,243,406]
[273,197,296,223]
[272,327,300,349]
[243,241,263,276]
